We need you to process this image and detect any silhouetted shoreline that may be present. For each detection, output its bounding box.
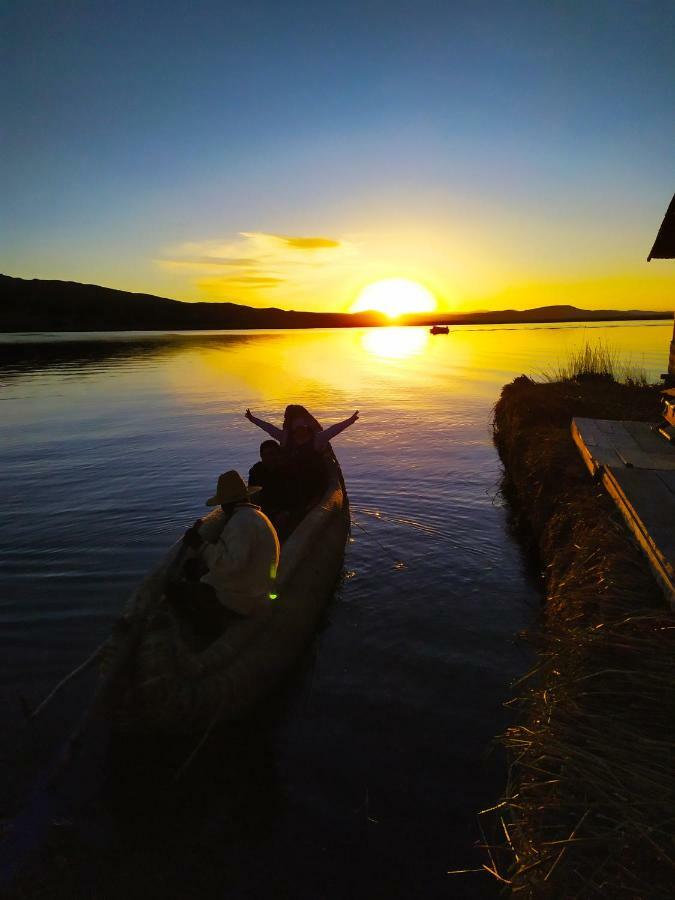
[1,273,671,333]
[491,377,674,896]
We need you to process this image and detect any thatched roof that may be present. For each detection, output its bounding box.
[648,192,675,260]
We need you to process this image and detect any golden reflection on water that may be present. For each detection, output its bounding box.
[360,326,430,360]
[153,321,672,414]
[166,327,443,412]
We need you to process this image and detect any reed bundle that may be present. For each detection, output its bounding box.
[490,376,674,897]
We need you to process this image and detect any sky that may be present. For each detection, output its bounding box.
[2,0,674,313]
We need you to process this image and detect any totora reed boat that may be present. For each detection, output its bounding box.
[0,422,349,888]
[101,442,350,735]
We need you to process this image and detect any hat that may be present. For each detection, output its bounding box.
[206,470,262,506]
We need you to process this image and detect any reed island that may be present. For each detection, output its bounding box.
[489,348,675,898]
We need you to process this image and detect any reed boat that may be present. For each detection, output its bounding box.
[0,422,349,886]
[105,446,350,735]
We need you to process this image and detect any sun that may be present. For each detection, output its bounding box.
[349,278,437,320]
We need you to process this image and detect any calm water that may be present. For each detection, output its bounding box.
[0,321,671,898]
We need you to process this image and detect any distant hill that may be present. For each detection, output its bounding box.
[0,274,671,332]
[0,274,388,331]
[402,304,673,326]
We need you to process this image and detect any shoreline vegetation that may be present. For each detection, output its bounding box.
[1,273,672,333]
[490,358,675,897]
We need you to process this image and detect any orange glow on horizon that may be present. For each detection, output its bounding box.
[156,230,675,315]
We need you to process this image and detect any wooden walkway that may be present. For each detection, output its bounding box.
[572,417,675,606]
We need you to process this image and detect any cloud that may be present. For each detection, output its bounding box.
[157,230,357,304]
[197,276,285,301]
[216,275,285,286]
[243,233,342,250]
[158,232,344,274]
[158,256,257,269]
[193,256,256,266]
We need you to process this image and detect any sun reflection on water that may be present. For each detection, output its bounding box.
[360,327,430,360]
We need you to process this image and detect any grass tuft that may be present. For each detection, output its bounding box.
[542,340,650,386]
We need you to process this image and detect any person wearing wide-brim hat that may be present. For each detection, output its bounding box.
[181,470,280,619]
[204,470,262,506]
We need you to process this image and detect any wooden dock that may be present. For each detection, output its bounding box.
[572,417,675,606]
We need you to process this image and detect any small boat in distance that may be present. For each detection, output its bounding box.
[430,324,450,335]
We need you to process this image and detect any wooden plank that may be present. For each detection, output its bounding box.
[573,417,675,470]
[598,428,644,464]
[664,400,675,429]
[602,467,675,609]
[608,468,675,560]
[571,419,623,476]
[621,419,674,457]
[573,416,604,446]
[571,419,599,476]
[622,420,662,451]
[591,420,639,461]
[603,465,675,606]
[654,469,675,500]
[573,418,675,606]
[596,419,637,436]
[606,477,675,584]
[618,447,675,470]
[572,418,626,473]
[656,424,675,443]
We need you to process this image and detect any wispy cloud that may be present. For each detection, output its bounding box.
[196,276,286,301]
[213,275,285,285]
[159,256,257,270]
[157,230,357,304]
[244,233,342,250]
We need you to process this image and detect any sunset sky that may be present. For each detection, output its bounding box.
[3,1,674,313]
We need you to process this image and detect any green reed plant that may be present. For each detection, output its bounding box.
[543,339,650,386]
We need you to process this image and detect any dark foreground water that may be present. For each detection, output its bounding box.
[0,322,670,898]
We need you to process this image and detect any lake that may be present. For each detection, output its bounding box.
[0,321,671,898]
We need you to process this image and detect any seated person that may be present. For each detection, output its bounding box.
[248,440,291,518]
[167,555,224,641]
[245,405,355,529]
[169,471,280,640]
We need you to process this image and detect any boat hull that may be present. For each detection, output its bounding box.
[109,452,349,733]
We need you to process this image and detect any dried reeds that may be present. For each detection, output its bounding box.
[489,377,675,898]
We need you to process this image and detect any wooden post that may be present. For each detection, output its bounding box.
[670,316,675,378]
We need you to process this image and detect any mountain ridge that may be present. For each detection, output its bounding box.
[1,274,671,332]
